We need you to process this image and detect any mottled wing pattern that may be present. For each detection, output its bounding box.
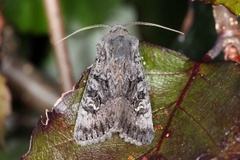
[73,47,115,145]
[117,44,154,145]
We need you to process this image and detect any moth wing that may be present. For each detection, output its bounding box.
[74,59,115,146]
[118,55,154,145]
[118,83,154,145]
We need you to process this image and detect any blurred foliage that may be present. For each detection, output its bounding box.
[173,2,217,60]
[1,0,121,34]
[129,0,188,47]
[2,0,48,34]
[60,0,121,28]
[0,0,238,159]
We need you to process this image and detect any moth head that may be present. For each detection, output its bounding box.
[109,24,129,35]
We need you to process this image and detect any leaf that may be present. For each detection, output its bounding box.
[0,74,11,146]
[197,0,240,16]
[21,44,240,159]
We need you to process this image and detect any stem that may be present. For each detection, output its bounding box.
[206,5,240,61]
[43,0,74,92]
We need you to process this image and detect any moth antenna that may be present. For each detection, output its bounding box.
[125,22,184,35]
[55,24,110,44]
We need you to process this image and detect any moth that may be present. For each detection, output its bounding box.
[54,22,181,146]
[73,24,154,146]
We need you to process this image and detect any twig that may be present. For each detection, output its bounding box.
[1,54,60,113]
[205,5,240,62]
[43,0,74,92]
[1,25,60,113]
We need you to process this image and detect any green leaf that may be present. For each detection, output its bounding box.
[21,44,240,159]
[199,0,240,16]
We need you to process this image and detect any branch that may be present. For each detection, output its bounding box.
[205,5,240,62]
[43,0,74,92]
